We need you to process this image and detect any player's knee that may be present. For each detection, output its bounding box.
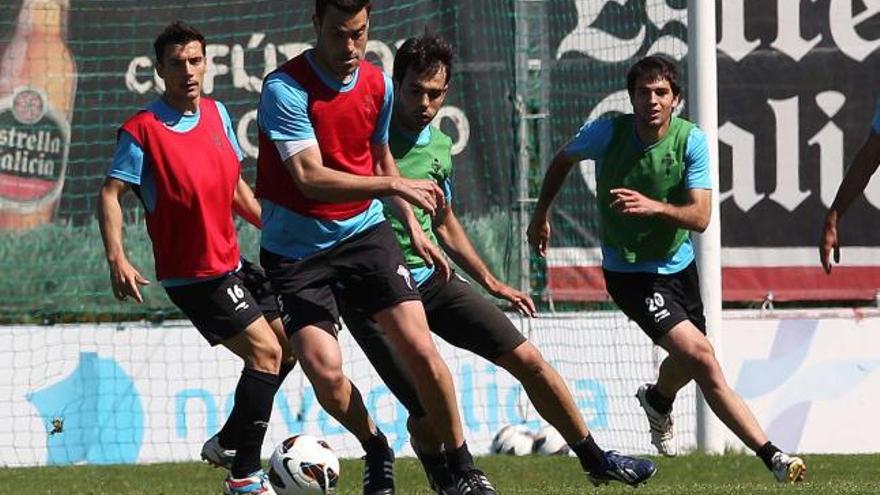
[407,351,447,387]
[404,339,443,371]
[499,343,546,379]
[681,343,720,381]
[253,338,283,373]
[313,364,346,389]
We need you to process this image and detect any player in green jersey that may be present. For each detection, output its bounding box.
[528,54,806,484]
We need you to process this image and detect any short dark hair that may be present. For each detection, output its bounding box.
[315,0,372,20]
[393,34,454,85]
[626,55,681,97]
[153,21,205,64]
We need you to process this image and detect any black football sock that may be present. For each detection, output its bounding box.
[445,441,476,474]
[362,429,390,454]
[230,368,279,478]
[571,435,606,472]
[278,359,296,384]
[219,362,290,450]
[417,448,445,468]
[217,414,239,450]
[646,384,675,415]
[756,441,782,471]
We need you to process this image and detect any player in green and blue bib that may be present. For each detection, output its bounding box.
[528,55,806,484]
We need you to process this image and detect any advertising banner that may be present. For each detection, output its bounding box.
[6,309,878,467]
[722,310,880,453]
[544,0,880,302]
[0,316,697,466]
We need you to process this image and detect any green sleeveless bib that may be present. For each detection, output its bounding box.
[597,115,694,263]
[386,125,453,268]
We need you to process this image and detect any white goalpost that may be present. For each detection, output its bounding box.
[688,0,725,454]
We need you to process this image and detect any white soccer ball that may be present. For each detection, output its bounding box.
[268,434,340,495]
[532,425,570,456]
[490,424,535,456]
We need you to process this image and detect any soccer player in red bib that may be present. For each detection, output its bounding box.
[98,22,290,495]
[256,1,494,494]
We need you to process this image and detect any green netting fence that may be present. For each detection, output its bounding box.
[0,0,686,322]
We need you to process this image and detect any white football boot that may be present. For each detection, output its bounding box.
[635,383,676,457]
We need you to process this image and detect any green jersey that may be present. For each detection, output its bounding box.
[386,124,454,271]
[596,115,694,263]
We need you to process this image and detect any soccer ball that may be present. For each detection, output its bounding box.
[490,424,535,456]
[267,434,340,495]
[532,425,570,456]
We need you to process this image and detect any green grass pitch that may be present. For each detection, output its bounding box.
[1,453,877,494]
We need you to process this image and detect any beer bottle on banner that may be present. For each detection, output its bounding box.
[0,0,76,230]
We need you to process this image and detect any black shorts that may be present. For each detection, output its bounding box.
[341,271,527,417]
[260,222,421,336]
[603,261,706,343]
[165,258,280,346]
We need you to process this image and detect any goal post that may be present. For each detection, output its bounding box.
[687,0,725,455]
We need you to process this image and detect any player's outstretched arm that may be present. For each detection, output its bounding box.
[820,132,880,273]
[610,187,711,232]
[435,207,537,317]
[528,149,579,257]
[233,176,262,229]
[97,178,150,303]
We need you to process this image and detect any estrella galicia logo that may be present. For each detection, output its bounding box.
[27,352,144,465]
[12,89,46,125]
[557,0,686,62]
